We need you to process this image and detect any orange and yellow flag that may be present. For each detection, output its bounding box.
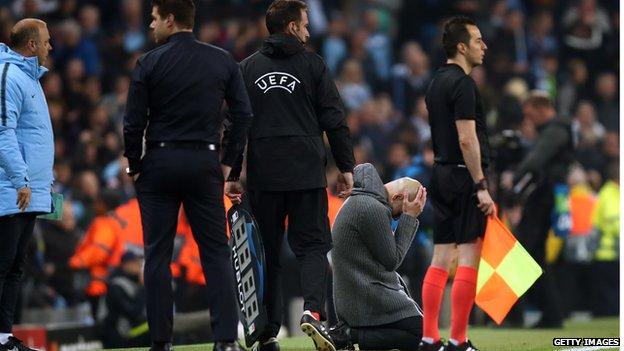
[475,216,543,324]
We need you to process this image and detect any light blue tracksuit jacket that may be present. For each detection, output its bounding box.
[0,43,54,216]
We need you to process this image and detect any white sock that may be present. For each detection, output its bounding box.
[421,337,434,344]
[303,310,314,317]
[0,333,12,344]
[449,339,460,346]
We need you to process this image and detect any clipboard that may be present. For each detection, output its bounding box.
[37,192,64,221]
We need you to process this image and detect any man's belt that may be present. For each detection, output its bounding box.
[146,141,219,150]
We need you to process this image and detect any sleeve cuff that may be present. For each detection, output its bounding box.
[13,175,29,190]
[127,158,141,174]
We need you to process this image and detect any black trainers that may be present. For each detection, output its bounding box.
[0,337,39,351]
[300,312,336,351]
[328,321,354,350]
[445,340,479,351]
[418,339,446,351]
[251,337,280,351]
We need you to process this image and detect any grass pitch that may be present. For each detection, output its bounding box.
[109,317,619,351]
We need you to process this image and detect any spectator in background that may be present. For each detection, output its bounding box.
[593,72,619,132]
[527,10,557,61]
[120,0,146,54]
[344,29,379,91]
[40,201,79,307]
[562,0,612,72]
[53,19,100,75]
[491,9,528,75]
[72,170,100,230]
[321,12,347,76]
[558,59,591,118]
[590,162,619,317]
[336,58,372,111]
[102,251,149,349]
[69,190,122,320]
[408,96,431,150]
[78,5,104,47]
[391,42,431,115]
[572,101,606,179]
[363,8,392,85]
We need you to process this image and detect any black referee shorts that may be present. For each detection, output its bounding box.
[430,163,486,244]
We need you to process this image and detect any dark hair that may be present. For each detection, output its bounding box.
[524,91,554,109]
[442,16,477,58]
[152,0,195,29]
[265,0,308,35]
[9,25,40,49]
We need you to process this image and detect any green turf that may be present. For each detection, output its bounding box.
[107,317,619,351]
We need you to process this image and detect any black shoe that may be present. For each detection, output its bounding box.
[213,341,243,351]
[418,339,445,351]
[328,321,354,350]
[150,342,173,351]
[1,337,39,351]
[300,313,336,351]
[251,338,279,351]
[445,340,479,351]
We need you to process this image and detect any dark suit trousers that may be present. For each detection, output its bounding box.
[353,315,423,350]
[0,213,36,332]
[135,147,238,342]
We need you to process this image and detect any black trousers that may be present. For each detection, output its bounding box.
[0,213,36,333]
[513,183,563,324]
[135,148,238,343]
[248,188,332,339]
[353,316,422,351]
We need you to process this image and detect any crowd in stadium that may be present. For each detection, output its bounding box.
[0,0,618,345]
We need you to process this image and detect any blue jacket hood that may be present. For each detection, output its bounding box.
[0,43,48,79]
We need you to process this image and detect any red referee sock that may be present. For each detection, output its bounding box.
[450,265,478,343]
[422,266,449,341]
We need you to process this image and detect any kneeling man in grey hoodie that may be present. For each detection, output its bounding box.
[328,163,427,351]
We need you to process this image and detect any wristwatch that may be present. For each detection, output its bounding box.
[474,178,488,192]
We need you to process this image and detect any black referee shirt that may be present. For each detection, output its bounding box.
[123,32,253,172]
[425,63,489,167]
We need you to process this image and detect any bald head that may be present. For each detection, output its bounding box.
[385,177,422,217]
[9,18,51,66]
[385,177,422,200]
[10,19,45,49]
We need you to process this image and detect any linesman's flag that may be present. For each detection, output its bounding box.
[475,216,543,324]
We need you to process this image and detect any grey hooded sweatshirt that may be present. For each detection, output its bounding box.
[332,163,422,327]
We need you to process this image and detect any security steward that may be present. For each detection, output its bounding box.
[226,1,355,350]
[122,1,252,351]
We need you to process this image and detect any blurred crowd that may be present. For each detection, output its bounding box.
[0,0,619,344]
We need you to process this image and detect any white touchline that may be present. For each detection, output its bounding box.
[559,347,620,351]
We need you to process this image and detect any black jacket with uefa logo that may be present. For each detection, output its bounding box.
[234,33,354,191]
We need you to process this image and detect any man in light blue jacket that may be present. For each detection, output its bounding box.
[0,19,53,351]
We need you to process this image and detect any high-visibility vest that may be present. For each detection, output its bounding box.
[175,196,233,285]
[592,181,620,261]
[69,216,122,297]
[569,184,596,236]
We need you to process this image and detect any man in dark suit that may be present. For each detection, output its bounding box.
[123,1,252,350]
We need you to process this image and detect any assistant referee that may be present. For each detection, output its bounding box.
[419,17,493,351]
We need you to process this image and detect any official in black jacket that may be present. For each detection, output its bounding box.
[123,1,252,351]
[227,1,355,350]
[504,92,573,328]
